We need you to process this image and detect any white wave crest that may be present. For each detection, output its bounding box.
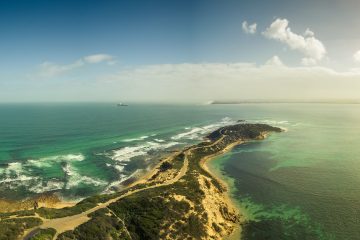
[0,162,35,185]
[0,175,35,184]
[62,163,107,189]
[103,169,143,193]
[243,119,295,132]
[113,165,125,172]
[28,180,65,193]
[5,162,23,175]
[111,141,179,164]
[27,154,85,168]
[171,117,235,140]
[122,135,149,142]
[0,153,94,194]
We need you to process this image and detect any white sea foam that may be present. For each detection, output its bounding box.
[28,180,65,193]
[0,175,35,184]
[62,163,107,189]
[171,117,235,140]
[0,154,84,179]
[113,165,125,172]
[250,119,290,126]
[0,162,35,185]
[154,138,165,142]
[26,154,85,169]
[0,153,102,194]
[107,140,180,186]
[5,162,23,175]
[280,127,289,132]
[122,135,149,142]
[103,169,143,193]
[111,141,179,164]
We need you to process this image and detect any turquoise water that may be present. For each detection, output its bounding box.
[1,103,359,239]
[0,103,237,199]
[208,104,360,240]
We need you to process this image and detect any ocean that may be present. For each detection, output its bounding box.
[0,103,359,239]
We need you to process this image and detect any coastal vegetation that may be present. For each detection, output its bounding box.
[0,217,42,240]
[29,228,56,240]
[0,123,282,240]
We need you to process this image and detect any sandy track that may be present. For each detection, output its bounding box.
[22,157,189,239]
[22,131,229,240]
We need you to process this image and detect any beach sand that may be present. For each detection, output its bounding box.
[0,194,76,213]
[1,140,245,239]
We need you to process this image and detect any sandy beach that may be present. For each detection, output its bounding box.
[0,194,77,213]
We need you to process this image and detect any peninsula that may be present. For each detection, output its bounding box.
[0,123,282,240]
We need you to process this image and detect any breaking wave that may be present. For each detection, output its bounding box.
[171,117,235,140]
[0,153,107,194]
[0,117,239,197]
[62,163,107,189]
[110,141,179,165]
[122,135,149,142]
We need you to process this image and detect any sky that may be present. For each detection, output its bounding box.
[1,0,360,102]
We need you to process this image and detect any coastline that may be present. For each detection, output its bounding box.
[1,123,282,240]
[200,140,245,239]
[200,132,276,239]
[0,194,77,213]
[126,150,182,188]
[0,150,181,213]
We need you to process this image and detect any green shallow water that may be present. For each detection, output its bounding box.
[0,103,239,199]
[208,104,360,240]
[0,103,359,239]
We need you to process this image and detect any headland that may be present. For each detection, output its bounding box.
[0,123,282,240]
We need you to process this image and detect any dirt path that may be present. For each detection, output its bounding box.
[22,157,189,240]
[21,132,228,240]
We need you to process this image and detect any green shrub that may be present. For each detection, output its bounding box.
[0,217,42,240]
[29,228,56,240]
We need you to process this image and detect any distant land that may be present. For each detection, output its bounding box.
[208,99,360,104]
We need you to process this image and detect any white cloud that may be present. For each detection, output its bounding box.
[95,61,360,102]
[83,54,115,64]
[38,54,116,77]
[242,21,257,34]
[263,18,326,65]
[353,50,360,63]
[304,28,314,37]
[265,55,284,67]
[301,57,317,66]
[39,60,84,77]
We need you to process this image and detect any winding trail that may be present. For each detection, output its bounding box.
[22,131,228,239]
[22,157,189,239]
[15,125,282,240]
